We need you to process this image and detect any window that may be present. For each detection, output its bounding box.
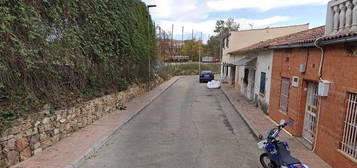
[226,37,229,48]
[260,72,266,94]
[341,92,357,159]
[279,78,290,113]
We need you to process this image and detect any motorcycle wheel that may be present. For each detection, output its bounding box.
[259,153,277,168]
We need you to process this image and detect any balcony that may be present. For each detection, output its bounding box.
[326,0,357,35]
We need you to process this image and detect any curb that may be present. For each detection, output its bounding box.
[69,77,181,168]
[220,87,262,140]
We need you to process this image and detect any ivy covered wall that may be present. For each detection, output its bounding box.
[0,0,156,131]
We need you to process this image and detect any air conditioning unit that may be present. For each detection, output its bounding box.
[318,80,331,97]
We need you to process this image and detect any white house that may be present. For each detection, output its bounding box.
[220,24,309,87]
[228,48,272,113]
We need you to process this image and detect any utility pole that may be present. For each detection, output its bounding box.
[171,24,174,56]
[182,26,184,42]
[182,26,184,56]
[199,32,202,74]
[191,29,194,61]
[159,27,162,61]
[220,33,223,79]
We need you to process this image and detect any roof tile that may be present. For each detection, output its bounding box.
[228,26,325,54]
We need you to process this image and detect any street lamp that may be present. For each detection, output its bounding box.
[147,4,156,90]
[147,5,157,8]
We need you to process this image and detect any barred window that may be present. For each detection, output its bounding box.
[279,78,290,113]
[341,92,357,160]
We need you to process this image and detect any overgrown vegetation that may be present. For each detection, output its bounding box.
[158,63,220,80]
[0,0,156,131]
[180,40,203,61]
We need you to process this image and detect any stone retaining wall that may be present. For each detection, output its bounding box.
[0,78,164,167]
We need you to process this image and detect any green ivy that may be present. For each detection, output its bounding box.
[0,0,157,131]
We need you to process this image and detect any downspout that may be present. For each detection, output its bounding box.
[315,37,325,78]
[312,37,324,152]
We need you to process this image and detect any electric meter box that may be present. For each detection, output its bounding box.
[291,76,300,87]
[318,80,331,97]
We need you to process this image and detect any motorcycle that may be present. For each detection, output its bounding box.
[257,119,309,168]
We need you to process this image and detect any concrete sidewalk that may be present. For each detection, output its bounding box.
[12,76,181,168]
[221,84,331,168]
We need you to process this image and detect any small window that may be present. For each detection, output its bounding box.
[279,78,290,113]
[341,92,357,159]
[226,37,229,48]
[260,72,266,94]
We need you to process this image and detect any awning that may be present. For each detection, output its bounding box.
[222,63,235,67]
[233,57,257,66]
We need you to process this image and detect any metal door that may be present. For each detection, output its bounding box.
[302,82,319,144]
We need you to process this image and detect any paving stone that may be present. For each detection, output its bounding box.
[5,139,16,151]
[34,121,41,127]
[64,123,71,131]
[20,147,32,161]
[40,133,48,142]
[54,129,60,135]
[33,148,42,155]
[42,117,50,124]
[15,138,29,151]
[29,134,40,149]
[33,143,41,150]
[41,139,52,149]
[7,150,19,166]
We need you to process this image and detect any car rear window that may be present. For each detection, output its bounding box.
[201,71,212,75]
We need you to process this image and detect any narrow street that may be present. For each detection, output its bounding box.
[79,76,260,168]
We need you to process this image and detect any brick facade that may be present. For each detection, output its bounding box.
[269,43,357,168]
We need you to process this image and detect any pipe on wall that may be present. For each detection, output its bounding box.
[314,37,325,78]
[313,37,324,152]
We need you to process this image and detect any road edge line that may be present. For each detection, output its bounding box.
[69,76,181,168]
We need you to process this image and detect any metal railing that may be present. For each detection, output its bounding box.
[326,0,357,35]
[341,92,357,160]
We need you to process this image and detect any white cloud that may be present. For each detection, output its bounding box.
[143,0,329,21]
[206,0,330,11]
[157,16,290,41]
[142,0,327,41]
[143,0,209,21]
[235,16,290,29]
[158,20,216,36]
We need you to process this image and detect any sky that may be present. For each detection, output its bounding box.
[142,0,330,42]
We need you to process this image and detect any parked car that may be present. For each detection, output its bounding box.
[199,71,214,83]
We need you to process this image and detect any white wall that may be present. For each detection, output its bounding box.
[238,63,256,100]
[254,51,273,106]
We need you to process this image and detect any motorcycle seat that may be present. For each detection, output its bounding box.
[277,143,301,165]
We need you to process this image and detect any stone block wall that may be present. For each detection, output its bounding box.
[0,78,164,167]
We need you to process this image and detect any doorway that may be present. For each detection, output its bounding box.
[231,66,236,85]
[302,82,319,145]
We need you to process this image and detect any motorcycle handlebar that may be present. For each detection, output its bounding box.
[279,119,294,129]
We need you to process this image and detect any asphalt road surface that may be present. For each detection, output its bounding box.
[79,76,261,168]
